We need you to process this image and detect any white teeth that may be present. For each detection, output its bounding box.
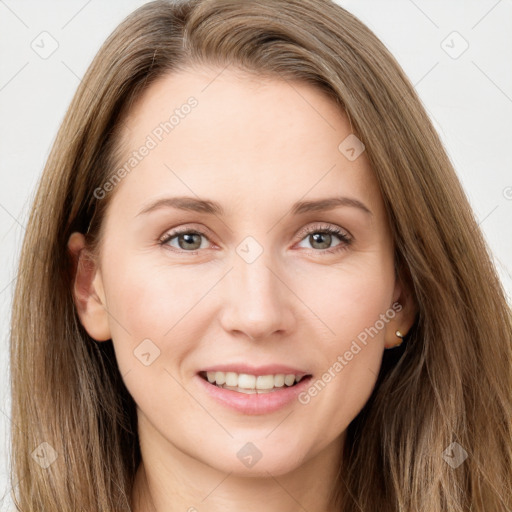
[225,372,238,387]
[222,386,280,394]
[238,373,256,388]
[256,375,275,390]
[203,371,306,390]
[231,387,258,394]
[274,374,285,387]
[284,374,296,386]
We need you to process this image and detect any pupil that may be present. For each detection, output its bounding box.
[180,233,201,250]
[311,233,331,249]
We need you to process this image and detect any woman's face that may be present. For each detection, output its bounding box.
[72,66,410,477]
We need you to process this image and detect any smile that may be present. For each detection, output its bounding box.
[199,371,309,394]
[196,368,313,414]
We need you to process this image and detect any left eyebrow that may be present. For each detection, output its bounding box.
[290,196,373,216]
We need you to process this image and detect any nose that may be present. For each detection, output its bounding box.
[219,253,295,342]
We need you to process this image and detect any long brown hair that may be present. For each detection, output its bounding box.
[9,0,512,510]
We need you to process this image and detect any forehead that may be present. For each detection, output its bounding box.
[108,65,383,221]
[122,65,345,150]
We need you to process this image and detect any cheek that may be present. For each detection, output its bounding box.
[291,260,394,436]
[294,254,395,345]
[100,253,209,376]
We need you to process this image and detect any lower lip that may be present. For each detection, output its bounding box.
[195,374,313,415]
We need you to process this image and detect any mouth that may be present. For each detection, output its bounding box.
[198,370,313,394]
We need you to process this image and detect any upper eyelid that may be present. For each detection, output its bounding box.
[159,222,352,246]
[158,223,213,242]
[296,222,351,240]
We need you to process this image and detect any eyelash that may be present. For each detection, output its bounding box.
[158,223,352,256]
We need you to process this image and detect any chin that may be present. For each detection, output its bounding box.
[201,443,308,478]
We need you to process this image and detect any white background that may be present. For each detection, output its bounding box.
[1,0,511,509]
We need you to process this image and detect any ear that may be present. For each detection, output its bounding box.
[67,232,111,342]
[384,270,417,349]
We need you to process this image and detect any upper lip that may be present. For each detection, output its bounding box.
[199,363,311,378]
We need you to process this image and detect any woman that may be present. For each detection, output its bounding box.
[9,0,512,510]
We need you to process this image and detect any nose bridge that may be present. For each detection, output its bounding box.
[221,241,292,339]
[237,250,278,301]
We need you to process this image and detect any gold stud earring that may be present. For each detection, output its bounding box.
[391,330,404,348]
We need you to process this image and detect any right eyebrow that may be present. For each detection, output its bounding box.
[136,196,224,217]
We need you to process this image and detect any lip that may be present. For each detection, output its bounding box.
[199,363,309,378]
[195,371,313,415]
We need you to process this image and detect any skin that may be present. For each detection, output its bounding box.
[68,65,416,512]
